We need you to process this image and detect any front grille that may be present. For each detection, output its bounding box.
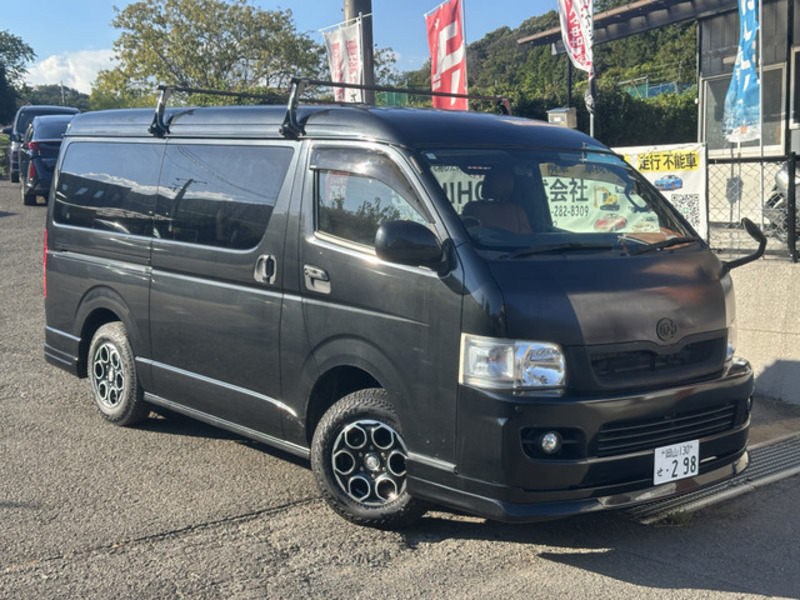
[591,338,722,381]
[595,403,737,458]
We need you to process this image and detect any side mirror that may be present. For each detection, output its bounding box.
[375,220,443,268]
[720,217,767,276]
[1,125,11,136]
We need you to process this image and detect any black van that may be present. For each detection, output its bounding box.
[44,83,764,528]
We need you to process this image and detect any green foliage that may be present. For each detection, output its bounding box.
[0,30,35,89]
[92,0,325,108]
[0,30,36,123]
[0,65,17,125]
[400,8,699,147]
[16,84,90,111]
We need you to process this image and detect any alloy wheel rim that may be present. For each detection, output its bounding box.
[331,419,408,506]
[91,342,125,410]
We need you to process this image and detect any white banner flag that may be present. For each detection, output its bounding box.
[323,19,364,103]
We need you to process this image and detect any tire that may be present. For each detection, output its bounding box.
[11,171,19,183]
[88,322,150,426]
[311,389,428,529]
[21,180,35,206]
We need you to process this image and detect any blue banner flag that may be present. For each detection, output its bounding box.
[723,0,760,143]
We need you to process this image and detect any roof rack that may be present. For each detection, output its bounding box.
[148,79,513,139]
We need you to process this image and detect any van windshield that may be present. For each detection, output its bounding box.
[420,148,695,254]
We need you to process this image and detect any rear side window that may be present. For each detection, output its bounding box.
[54,141,162,236]
[155,144,293,249]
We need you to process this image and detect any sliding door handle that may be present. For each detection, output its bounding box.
[254,254,277,285]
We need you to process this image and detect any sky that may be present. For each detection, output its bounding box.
[1,0,556,94]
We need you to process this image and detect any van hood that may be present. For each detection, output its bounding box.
[487,249,727,348]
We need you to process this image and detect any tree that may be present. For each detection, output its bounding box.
[0,30,35,123]
[22,84,91,111]
[91,0,325,108]
[0,30,35,89]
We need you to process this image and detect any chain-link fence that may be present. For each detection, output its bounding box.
[707,153,798,262]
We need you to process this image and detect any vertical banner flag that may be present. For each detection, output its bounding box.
[723,0,760,143]
[425,0,467,110]
[323,18,364,103]
[557,0,595,114]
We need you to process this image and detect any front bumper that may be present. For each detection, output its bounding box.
[407,360,753,522]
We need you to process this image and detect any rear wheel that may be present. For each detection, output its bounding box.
[20,177,35,206]
[88,322,150,426]
[311,389,427,529]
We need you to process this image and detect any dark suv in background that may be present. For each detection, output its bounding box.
[8,105,79,183]
[19,114,74,205]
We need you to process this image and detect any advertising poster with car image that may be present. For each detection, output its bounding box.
[540,161,659,235]
[614,143,707,239]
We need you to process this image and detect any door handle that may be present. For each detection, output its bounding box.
[254,254,277,285]
[303,264,331,294]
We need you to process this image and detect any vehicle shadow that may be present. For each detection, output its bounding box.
[138,409,310,468]
[756,359,800,405]
[401,484,800,598]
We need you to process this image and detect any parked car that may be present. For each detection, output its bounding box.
[8,105,79,183]
[19,114,74,205]
[654,174,683,191]
[44,81,764,529]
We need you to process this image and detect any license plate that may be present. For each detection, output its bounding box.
[653,440,699,485]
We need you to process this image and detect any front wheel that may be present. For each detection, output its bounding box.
[311,389,428,528]
[88,322,150,426]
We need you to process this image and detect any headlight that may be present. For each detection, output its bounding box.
[459,334,566,390]
[726,319,738,364]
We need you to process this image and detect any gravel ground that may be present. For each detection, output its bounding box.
[1,179,799,600]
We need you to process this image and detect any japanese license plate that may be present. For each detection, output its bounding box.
[653,440,699,485]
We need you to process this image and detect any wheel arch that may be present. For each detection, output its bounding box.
[304,365,380,447]
[74,286,145,379]
[302,338,414,447]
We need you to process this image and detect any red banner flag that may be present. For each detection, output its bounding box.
[557,0,594,77]
[425,0,467,110]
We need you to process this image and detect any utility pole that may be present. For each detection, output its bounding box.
[344,0,375,103]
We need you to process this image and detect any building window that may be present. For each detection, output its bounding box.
[703,65,784,156]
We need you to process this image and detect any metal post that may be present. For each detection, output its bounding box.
[566,59,572,107]
[344,0,375,103]
[789,152,797,262]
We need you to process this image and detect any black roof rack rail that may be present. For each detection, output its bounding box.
[148,84,286,136]
[148,79,513,139]
[278,77,513,139]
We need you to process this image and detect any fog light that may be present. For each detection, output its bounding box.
[541,432,562,455]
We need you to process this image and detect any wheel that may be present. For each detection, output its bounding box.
[20,178,36,206]
[19,177,36,206]
[88,322,150,426]
[311,389,427,528]
[11,171,19,183]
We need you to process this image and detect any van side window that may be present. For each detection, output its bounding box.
[311,148,429,247]
[155,144,293,249]
[54,141,162,236]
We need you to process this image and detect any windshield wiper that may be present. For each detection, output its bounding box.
[629,236,702,255]
[502,242,615,259]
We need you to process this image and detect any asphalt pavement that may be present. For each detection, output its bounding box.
[1,179,799,600]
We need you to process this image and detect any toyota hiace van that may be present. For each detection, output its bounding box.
[44,82,764,527]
